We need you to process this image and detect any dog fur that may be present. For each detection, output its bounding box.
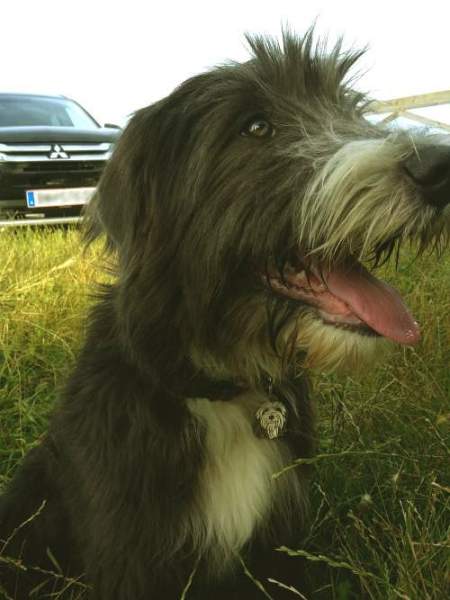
[0,30,449,599]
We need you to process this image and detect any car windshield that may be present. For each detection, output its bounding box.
[0,96,99,129]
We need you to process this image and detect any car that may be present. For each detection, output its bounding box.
[0,93,121,221]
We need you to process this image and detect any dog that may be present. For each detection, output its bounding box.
[0,30,449,599]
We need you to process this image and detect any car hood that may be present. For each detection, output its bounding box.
[0,126,121,143]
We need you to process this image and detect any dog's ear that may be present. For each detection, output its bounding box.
[84,99,171,262]
[85,98,194,377]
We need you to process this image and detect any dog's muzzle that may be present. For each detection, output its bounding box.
[404,142,450,210]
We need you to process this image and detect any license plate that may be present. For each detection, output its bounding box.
[26,187,95,208]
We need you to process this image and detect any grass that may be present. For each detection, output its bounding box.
[0,227,449,599]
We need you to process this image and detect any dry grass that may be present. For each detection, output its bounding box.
[0,226,449,599]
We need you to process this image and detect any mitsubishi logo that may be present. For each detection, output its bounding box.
[49,144,69,159]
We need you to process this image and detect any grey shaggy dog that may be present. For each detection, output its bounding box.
[0,31,449,599]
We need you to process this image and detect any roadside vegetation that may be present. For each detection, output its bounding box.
[0,227,448,599]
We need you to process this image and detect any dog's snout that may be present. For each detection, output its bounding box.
[404,144,450,209]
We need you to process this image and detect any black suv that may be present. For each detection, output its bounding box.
[0,93,121,220]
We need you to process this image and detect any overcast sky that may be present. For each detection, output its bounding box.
[3,0,450,126]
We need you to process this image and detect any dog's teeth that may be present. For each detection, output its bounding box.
[405,327,419,341]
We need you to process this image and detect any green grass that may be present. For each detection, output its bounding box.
[0,227,449,599]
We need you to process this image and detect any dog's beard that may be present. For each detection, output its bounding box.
[296,137,448,260]
[284,311,391,372]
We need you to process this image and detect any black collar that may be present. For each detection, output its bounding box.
[182,372,246,400]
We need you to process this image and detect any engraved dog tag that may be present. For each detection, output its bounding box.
[255,401,287,439]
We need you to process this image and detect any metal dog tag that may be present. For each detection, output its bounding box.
[255,401,287,439]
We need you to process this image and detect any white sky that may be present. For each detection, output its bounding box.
[3,0,450,126]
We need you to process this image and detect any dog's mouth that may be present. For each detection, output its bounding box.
[266,257,420,345]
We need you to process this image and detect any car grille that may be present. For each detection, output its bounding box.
[0,142,111,200]
[0,142,112,162]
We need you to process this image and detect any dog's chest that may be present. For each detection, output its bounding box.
[187,395,291,555]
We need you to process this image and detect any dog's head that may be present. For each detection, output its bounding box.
[87,31,449,384]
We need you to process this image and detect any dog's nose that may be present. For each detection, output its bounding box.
[404,144,450,209]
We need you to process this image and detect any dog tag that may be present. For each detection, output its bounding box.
[255,401,287,439]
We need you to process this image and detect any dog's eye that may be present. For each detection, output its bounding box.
[241,118,274,138]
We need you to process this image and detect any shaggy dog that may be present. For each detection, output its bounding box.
[0,31,449,599]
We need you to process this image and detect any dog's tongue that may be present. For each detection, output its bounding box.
[325,262,420,345]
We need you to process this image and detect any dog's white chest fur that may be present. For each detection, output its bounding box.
[187,394,291,563]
